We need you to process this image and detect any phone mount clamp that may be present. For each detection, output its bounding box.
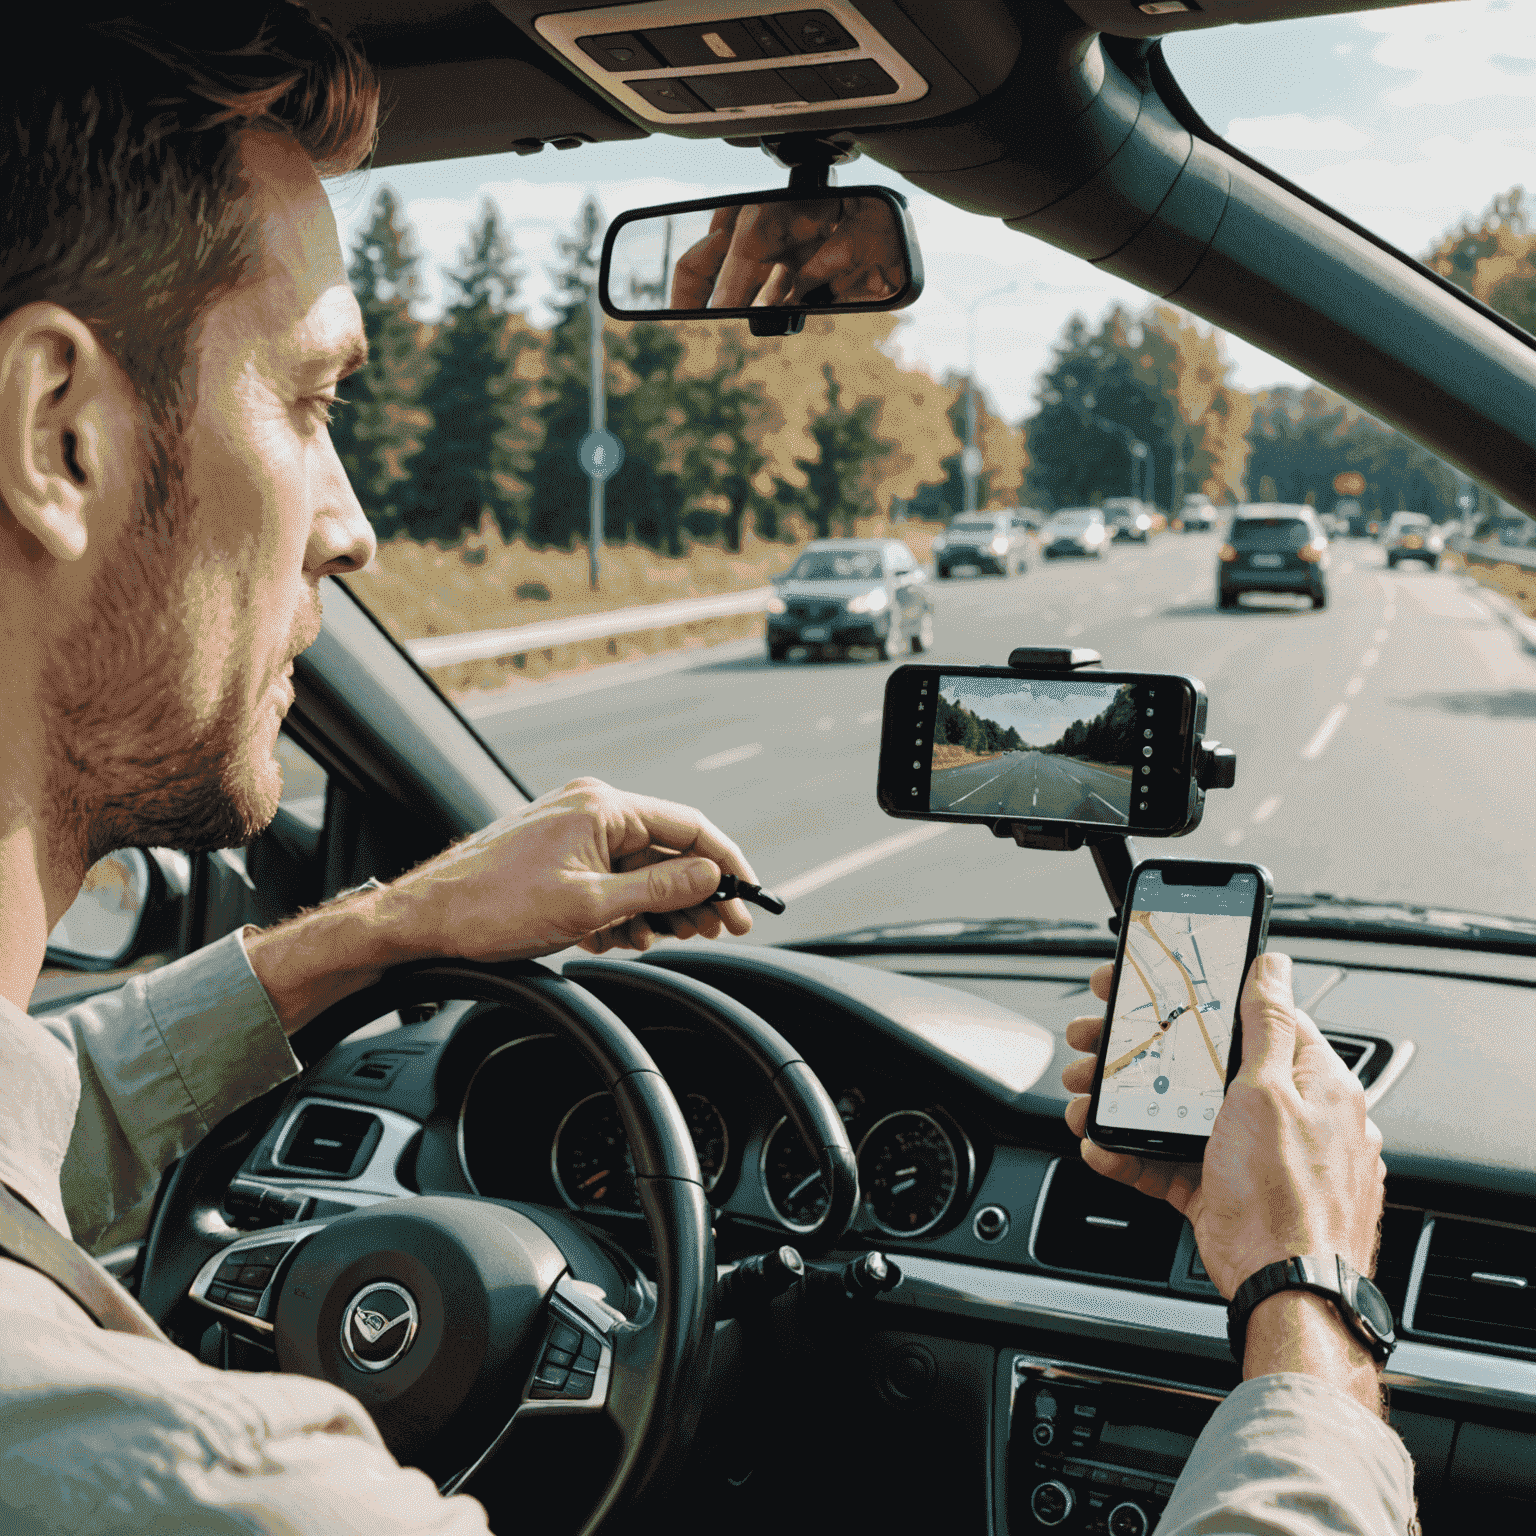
[989,647,1237,926]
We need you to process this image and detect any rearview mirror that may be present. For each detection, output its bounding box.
[45,848,152,968]
[600,186,922,330]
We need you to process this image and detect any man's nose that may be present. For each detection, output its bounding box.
[308,454,378,577]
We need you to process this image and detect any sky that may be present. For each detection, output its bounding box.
[940,675,1121,744]
[324,1,1536,425]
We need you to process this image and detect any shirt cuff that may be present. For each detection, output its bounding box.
[1158,1373,1418,1536]
[138,928,301,1136]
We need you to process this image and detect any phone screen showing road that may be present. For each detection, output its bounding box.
[1094,870,1260,1138]
[930,674,1140,824]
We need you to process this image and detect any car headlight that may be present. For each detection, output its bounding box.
[1298,540,1327,563]
[1084,526,1105,543]
[847,587,889,614]
[767,595,787,614]
[990,536,1009,554]
[932,535,947,551]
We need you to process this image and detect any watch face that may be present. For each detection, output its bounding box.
[1355,1276,1396,1341]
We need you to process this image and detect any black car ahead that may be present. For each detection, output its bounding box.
[1217,506,1329,609]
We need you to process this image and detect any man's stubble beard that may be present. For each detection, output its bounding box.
[42,417,283,874]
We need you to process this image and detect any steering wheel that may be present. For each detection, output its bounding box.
[135,956,858,1530]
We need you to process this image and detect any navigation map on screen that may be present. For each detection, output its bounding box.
[1095,872,1258,1137]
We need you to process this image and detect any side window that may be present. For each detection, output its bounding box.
[277,733,328,834]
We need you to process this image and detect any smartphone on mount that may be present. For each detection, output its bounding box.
[1085,859,1274,1162]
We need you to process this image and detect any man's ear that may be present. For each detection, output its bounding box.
[0,303,131,563]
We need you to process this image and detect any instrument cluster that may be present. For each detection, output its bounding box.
[457,1027,976,1241]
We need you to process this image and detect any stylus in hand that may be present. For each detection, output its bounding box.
[643,872,786,936]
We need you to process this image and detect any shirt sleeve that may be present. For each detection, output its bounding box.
[1156,1373,1420,1536]
[52,930,300,1252]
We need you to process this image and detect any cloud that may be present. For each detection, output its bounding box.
[1362,0,1536,108]
[1225,115,1371,154]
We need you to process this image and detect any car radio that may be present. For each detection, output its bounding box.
[1007,1355,1225,1535]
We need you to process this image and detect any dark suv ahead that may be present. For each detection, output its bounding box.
[1217,506,1329,610]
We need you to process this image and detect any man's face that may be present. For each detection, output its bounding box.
[49,131,375,863]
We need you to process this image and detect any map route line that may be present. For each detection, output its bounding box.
[1132,911,1226,1085]
[1105,947,1167,1077]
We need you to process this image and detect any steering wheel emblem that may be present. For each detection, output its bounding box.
[340,1282,419,1372]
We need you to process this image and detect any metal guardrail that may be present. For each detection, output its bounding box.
[1450,534,1536,572]
[406,586,776,669]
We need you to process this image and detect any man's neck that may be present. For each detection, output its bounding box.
[0,818,55,1011]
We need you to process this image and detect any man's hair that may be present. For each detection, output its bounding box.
[0,3,378,486]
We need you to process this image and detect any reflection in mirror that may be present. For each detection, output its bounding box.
[610,196,909,314]
[46,848,151,965]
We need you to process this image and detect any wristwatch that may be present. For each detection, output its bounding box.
[1227,1254,1397,1367]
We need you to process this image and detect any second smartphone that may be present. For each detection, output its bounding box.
[1085,859,1274,1161]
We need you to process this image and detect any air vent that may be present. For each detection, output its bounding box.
[347,1050,423,1089]
[1372,1206,1423,1323]
[278,1104,381,1178]
[1032,1158,1185,1284]
[1321,1032,1391,1089]
[1411,1217,1536,1354]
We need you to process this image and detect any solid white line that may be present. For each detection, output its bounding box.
[694,742,762,772]
[857,708,883,726]
[1301,704,1349,761]
[1361,648,1380,668]
[1223,829,1245,847]
[1252,796,1282,824]
[1345,676,1364,697]
[1373,628,1389,643]
[775,823,955,903]
[1132,605,1153,619]
[1089,792,1128,823]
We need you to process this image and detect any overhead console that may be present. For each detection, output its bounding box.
[492,0,1022,135]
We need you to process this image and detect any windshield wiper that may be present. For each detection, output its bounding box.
[784,916,1114,957]
[1267,892,1536,954]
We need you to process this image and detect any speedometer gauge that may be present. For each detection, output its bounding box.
[857,1110,969,1237]
[552,1093,640,1213]
[760,1117,829,1232]
[553,1090,730,1211]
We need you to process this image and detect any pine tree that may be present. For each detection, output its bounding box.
[790,364,896,538]
[332,188,427,540]
[401,201,536,544]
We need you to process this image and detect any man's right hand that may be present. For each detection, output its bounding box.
[1060,952,1387,1300]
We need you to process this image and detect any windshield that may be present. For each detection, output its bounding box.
[784,550,884,581]
[325,5,1535,948]
[1230,518,1312,548]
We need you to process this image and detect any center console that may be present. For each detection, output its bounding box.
[1006,1355,1225,1535]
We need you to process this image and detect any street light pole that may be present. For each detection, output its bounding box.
[587,280,605,591]
[962,282,1016,514]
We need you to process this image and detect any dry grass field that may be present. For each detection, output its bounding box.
[930,744,1007,773]
[1444,549,1536,620]
[348,513,945,699]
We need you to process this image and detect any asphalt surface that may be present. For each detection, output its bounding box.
[932,749,1132,823]
[471,532,1536,946]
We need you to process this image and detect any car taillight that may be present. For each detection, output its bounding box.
[1298,540,1326,563]
[1403,534,1422,549]
[1218,544,1237,562]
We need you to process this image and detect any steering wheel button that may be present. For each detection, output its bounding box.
[533,1364,569,1390]
[238,1265,273,1290]
[563,1368,597,1399]
[549,1322,582,1354]
[543,1346,576,1368]
[206,1283,231,1303]
[577,1333,602,1364]
[222,1288,262,1313]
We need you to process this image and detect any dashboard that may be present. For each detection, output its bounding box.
[212,935,1536,1534]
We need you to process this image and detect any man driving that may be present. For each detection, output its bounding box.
[1,6,1417,1533]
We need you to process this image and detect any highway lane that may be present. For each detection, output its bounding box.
[471,531,1536,950]
[932,749,1132,822]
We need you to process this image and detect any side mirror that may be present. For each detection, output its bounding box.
[600,186,923,334]
[45,847,189,971]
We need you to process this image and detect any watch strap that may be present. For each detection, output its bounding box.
[1228,1254,1396,1367]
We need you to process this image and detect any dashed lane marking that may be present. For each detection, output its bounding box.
[775,822,955,903]
[1345,676,1364,697]
[1373,628,1389,643]
[816,716,835,731]
[694,743,763,772]
[1252,796,1282,824]
[1132,605,1153,619]
[1223,829,1245,847]
[1301,704,1349,761]
[857,708,882,726]
[1361,648,1380,668]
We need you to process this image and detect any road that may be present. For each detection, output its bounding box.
[468,532,1536,948]
[932,749,1131,822]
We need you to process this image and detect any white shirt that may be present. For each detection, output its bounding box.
[0,931,1419,1534]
